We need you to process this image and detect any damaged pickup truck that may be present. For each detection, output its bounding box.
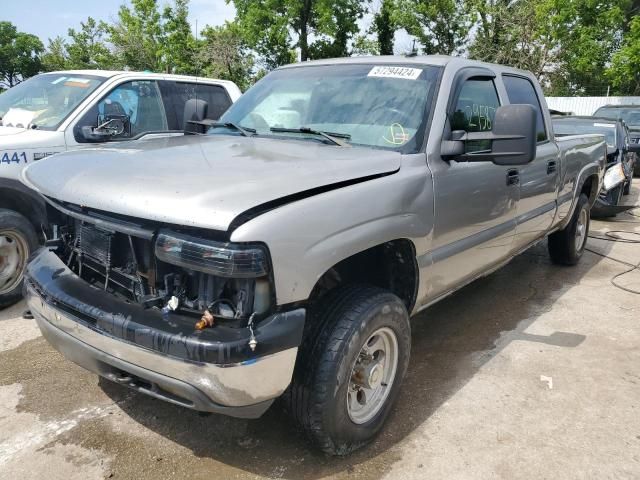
[21,57,606,455]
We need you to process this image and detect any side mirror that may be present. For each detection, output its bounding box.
[443,104,537,166]
[80,125,112,143]
[79,114,130,143]
[184,98,212,135]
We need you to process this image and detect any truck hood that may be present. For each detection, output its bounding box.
[23,134,401,231]
[0,126,29,136]
[0,126,66,147]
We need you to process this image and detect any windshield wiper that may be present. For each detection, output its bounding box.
[211,122,256,137]
[270,127,351,147]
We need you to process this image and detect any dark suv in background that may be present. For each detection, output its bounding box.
[593,105,640,176]
[553,115,638,216]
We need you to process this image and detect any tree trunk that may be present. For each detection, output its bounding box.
[299,0,312,61]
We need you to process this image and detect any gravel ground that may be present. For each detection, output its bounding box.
[1,187,639,480]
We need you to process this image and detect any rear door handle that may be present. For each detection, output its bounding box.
[507,169,519,186]
[547,161,557,174]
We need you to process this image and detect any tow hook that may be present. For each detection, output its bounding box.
[195,309,215,330]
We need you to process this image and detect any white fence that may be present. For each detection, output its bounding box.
[545,96,640,116]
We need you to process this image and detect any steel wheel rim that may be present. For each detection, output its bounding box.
[575,207,588,252]
[0,230,29,295]
[347,327,399,425]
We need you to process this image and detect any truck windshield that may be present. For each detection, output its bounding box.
[553,119,617,146]
[594,107,640,126]
[0,73,105,130]
[214,64,441,153]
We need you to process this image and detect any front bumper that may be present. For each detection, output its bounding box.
[25,248,305,419]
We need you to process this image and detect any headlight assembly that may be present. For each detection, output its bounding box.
[155,230,269,278]
[603,163,626,191]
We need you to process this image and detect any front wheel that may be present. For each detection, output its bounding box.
[285,285,411,455]
[0,209,38,309]
[548,193,590,266]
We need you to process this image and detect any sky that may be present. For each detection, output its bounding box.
[3,0,414,54]
[3,0,236,42]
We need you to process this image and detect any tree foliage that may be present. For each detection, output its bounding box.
[607,14,640,95]
[373,0,395,55]
[66,17,119,69]
[6,0,640,95]
[198,23,256,91]
[394,0,471,55]
[0,21,44,88]
[232,0,368,66]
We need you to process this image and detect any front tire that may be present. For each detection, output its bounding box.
[0,209,38,309]
[285,285,411,455]
[548,193,590,266]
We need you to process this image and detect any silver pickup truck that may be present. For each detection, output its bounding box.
[20,56,605,455]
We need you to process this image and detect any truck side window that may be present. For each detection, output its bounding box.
[170,83,232,129]
[502,75,547,142]
[75,80,168,142]
[451,78,500,153]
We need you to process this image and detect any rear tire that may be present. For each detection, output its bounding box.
[284,285,411,455]
[0,209,38,309]
[548,193,590,266]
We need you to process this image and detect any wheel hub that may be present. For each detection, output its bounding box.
[347,327,399,424]
[353,361,383,390]
[0,231,29,295]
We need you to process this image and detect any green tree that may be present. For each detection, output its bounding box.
[231,0,368,66]
[394,0,471,54]
[468,0,557,78]
[108,0,165,71]
[538,0,629,95]
[198,23,256,91]
[66,17,118,69]
[606,15,640,94]
[42,36,68,71]
[0,21,44,88]
[163,0,197,74]
[373,0,396,55]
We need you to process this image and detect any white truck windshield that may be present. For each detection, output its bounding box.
[0,73,105,130]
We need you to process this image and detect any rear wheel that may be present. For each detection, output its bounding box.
[0,210,38,309]
[285,285,411,455]
[548,193,590,266]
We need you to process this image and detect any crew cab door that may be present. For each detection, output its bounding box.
[501,75,559,250]
[426,71,519,301]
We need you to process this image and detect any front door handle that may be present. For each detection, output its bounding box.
[547,160,557,174]
[507,169,519,186]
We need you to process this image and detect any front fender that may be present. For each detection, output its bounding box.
[230,157,434,305]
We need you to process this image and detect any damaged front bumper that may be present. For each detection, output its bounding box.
[592,161,634,217]
[25,248,305,419]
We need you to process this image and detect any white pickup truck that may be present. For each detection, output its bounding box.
[0,70,241,307]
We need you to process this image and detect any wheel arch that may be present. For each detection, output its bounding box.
[0,179,47,239]
[308,238,419,314]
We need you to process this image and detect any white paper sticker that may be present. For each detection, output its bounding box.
[368,66,422,80]
[593,122,615,128]
[51,77,66,84]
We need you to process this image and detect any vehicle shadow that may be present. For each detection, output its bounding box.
[101,239,610,480]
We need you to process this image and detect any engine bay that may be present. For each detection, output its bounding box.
[48,210,272,331]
